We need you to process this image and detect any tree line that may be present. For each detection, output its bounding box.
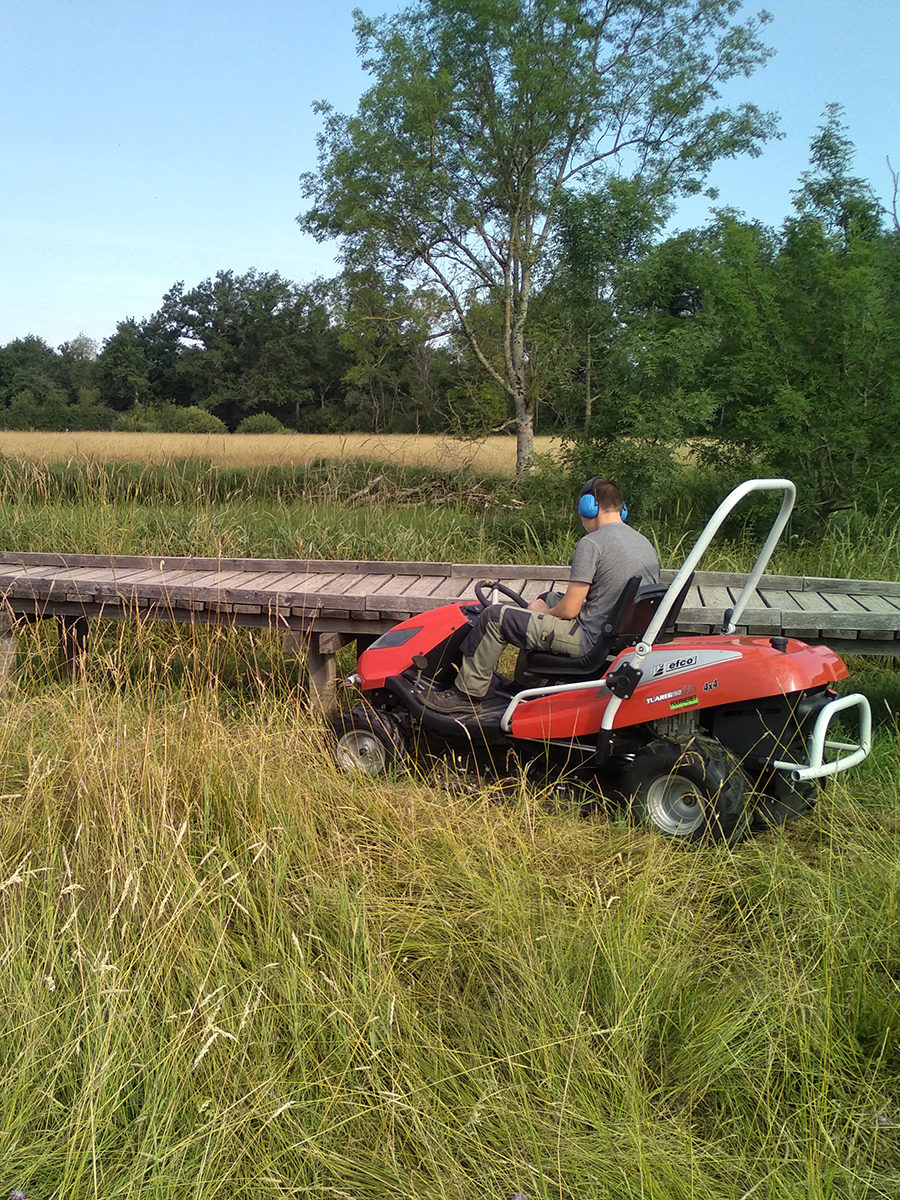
[0,271,474,438]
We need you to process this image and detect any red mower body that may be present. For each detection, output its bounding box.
[505,635,849,743]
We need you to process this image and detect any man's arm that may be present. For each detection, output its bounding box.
[528,580,590,619]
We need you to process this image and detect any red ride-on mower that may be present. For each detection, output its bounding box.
[331,480,872,845]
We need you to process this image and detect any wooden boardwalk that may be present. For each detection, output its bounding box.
[0,551,897,706]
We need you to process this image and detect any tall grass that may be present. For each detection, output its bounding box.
[0,624,897,1198]
[1,455,898,576]
[0,431,562,475]
[0,456,897,1198]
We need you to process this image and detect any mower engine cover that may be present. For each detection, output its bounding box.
[356,604,473,690]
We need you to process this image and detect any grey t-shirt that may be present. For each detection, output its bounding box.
[569,522,660,644]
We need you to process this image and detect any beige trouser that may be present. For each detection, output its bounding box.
[455,594,585,697]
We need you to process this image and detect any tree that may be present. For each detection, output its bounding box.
[142,270,350,430]
[335,270,455,433]
[737,112,898,523]
[618,108,900,527]
[0,336,68,429]
[539,177,667,432]
[97,320,154,410]
[300,0,777,473]
[791,102,882,244]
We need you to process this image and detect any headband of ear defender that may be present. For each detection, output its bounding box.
[577,478,628,522]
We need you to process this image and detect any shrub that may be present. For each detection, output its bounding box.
[165,405,228,434]
[235,413,290,434]
[115,404,227,434]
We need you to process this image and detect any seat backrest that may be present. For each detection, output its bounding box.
[572,574,642,671]
[614,571,694,642]
[615,581,666,639]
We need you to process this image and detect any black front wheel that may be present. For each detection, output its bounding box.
[620,736,749,846]
[330,707,410,776]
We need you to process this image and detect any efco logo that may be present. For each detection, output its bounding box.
[651,654,698,679]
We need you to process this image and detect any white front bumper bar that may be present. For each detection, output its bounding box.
[772,692,872,782]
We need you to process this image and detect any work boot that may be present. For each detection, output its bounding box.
[425,685,483,714]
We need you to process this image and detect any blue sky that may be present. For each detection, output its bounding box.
[1,0,896,349]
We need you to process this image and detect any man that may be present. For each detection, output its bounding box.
[427,476,660,713]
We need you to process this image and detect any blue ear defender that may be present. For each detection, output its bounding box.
[577,491,599,519]
[621,503,628,522]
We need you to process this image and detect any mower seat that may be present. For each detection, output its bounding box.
[517,573,693,684]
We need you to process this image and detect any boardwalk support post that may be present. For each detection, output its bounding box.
[283,629,352,716]
[0,609,17,687]
[57,615,89,673]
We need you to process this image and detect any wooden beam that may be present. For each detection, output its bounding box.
[57,614,88,672]
[0,609,17,687]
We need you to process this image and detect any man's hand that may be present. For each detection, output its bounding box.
[528,597,551,613]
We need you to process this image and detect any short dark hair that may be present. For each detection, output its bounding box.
[582,476,623,513]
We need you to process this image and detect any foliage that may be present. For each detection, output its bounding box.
[0,334,115,430]
[536,178,670,431]
[300,0,777,473]
[116,402,228,434]
[606,107,900,528]
[333,269,458,434]
[95,318,155,410]
[148,270,351,430]
[555,437,686,524]
[235,413,291,434]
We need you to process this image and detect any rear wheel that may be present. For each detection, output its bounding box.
[331,707,409,776]
[620,736,749,845]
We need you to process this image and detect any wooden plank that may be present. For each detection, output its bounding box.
[789,590,840,615]
[1,549,895,597]
[382,573,433,597]
[325,573,397,600]
[450,562,562,581]
[0,551,455,577]
[785,590,860,640]
[220,570,305,592]
[672,584,716,633]
[0,611,17,688]
[732,607,783,635]
[364,574,450,609]
[242,572,343,598]
[799,575,900,598]
[850,593,900,615]
[142,568,243,589]
[696,584,735,619]
[0,554,897,651]
[758,588,804,612]
[424,576,480,601]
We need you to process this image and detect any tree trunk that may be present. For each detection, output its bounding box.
[510,299,535,475]
[515,409,534,475]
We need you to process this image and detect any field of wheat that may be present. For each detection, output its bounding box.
[0,431,562,475]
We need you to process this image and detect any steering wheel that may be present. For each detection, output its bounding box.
[474,579,529,608]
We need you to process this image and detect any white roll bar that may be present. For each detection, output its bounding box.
[642,477,796,647]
